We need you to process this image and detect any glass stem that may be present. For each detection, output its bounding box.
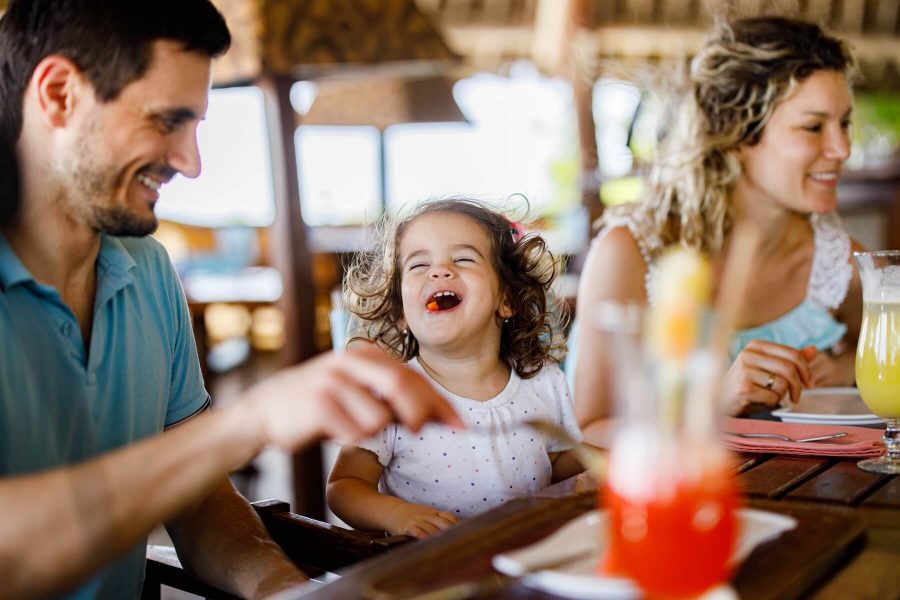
[885,419,900,461]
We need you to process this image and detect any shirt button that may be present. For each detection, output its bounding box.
[61,322,73,337]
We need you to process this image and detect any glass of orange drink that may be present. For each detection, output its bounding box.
[854,251,900,474]
[595,250,740,598]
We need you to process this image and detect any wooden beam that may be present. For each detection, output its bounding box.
[258,74,324,519]
[531,0,573,73]
[873,0,900,35]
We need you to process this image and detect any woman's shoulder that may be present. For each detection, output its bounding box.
[586,221,647,269]
[580,218,651,304]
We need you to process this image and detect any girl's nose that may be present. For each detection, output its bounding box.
[429,266,454,279]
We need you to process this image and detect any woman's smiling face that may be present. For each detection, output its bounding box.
[398,211,506,354]
[736,69,852,215]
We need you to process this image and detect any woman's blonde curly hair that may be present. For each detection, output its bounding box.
[344,198,568,379]
[602,16,855,258]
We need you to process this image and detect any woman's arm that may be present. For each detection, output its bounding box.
[326,446,458,539]
[549,450,587,482]
[572,227,649,447]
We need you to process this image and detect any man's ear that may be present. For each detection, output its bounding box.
[29,55,89,129]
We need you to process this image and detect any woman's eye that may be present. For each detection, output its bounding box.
[803,124,823,133]
[841,119,852,130]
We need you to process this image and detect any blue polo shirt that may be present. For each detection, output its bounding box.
[0,233,209,599]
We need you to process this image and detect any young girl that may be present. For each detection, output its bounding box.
[327,198,584,539]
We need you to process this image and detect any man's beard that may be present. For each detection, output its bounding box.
[90,204,159,237]
[56,127,158,237]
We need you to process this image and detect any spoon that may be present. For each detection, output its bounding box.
[725,431,848,443]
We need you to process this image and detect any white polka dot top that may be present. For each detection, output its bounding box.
[358,359,583,518]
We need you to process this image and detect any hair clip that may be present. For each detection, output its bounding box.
[508,221,524,243]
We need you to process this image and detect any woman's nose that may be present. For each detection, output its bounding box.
[825,125,851,161]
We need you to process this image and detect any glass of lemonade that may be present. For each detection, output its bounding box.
[854,251,900,474]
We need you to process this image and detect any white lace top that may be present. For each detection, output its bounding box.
[599,212,852,354]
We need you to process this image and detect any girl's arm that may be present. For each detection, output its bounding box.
[326,446,459,539]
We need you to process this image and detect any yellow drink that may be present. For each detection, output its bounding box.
[856,302,900,418]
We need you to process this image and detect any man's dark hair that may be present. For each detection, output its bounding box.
[0,0,231,145]
[0,142,19,224]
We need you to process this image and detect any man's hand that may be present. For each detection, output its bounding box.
[383,502,459,539]
[242,345,462,452]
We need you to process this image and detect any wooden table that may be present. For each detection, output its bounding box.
[290,454,900,599]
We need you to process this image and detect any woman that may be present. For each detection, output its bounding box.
[574,16,864,445]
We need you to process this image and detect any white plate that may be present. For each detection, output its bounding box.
[772,387,885,425]
[492,508,796,600]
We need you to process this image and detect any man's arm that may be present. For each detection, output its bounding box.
[166,479,306,599]
[0,346,462,599]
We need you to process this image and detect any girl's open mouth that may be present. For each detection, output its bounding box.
[426,290,462,312]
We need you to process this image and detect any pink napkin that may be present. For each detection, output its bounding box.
[722,417,885,457]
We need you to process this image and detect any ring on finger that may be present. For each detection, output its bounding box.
[765,372,776,391]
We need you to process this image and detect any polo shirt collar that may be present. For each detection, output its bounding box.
[0,233,137,294]
[0,233,35,291]
[98,234,138,276]
[95,235,138,306]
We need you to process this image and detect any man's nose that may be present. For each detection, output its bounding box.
[167,126,202,179]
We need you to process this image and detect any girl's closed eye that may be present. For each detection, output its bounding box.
[408,263,428,271]
[454,257,475,264]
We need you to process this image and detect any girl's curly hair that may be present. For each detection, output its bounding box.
[344,197,568,379]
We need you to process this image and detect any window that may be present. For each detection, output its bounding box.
[295,125,381,226]
[156,86,275,227]
[294,62,584,253]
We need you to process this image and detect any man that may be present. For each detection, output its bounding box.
[0,1,460,598]
[0,142,17,224]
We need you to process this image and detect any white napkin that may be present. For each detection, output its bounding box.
[492,508,796,600]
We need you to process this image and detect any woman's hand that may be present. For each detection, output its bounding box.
[807,349,837,386]
[722,340,816,416]
[384,502,459,539]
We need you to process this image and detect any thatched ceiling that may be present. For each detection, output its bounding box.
[418,0,900,88]
[2,0,900,88]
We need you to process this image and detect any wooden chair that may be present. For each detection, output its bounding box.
[142,499,412,599]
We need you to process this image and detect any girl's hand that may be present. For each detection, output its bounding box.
[722,340,814,416]
[385,502,459,539]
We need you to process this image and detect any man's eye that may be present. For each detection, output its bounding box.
[157,117,181,132]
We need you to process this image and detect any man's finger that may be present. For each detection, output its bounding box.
[334,349,463,429]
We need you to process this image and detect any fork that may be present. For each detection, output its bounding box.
[725,431,848,443]
[522,419,606,476]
